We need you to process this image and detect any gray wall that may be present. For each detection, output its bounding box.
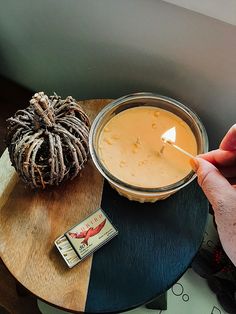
[0,0,236,147]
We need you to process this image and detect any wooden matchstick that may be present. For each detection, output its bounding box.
[164,140,195,159]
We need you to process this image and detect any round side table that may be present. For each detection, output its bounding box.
[0,99,208,313]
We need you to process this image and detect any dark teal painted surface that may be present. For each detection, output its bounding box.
[85,180,208,313]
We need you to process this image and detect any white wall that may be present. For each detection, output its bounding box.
[0,0,236,147]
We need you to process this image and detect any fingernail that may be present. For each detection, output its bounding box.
[190,158,199,172]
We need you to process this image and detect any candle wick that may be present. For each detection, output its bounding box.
[160,145,165,154]
[160,138,168,154]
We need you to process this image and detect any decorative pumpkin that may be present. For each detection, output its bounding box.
[6,92,90,189]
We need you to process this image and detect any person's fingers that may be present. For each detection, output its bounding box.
[198,149,236,167]
[220,124,236,151]
[191,157,234,210]
[191,155,236,267]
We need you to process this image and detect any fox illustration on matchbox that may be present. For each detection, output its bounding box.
[55,208,118,267]
[66,209,118,259]
[68,219,107,246]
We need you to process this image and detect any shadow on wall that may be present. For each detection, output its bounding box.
[0,38,233,149]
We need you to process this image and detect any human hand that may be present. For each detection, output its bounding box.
[191,125,236,266]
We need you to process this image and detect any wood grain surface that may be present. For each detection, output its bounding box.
[0,99,111,313]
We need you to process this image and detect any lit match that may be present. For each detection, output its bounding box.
[160,127,195,159]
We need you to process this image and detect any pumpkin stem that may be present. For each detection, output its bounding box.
[30,92,55,127]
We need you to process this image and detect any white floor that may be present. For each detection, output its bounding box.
[38,215,226,314]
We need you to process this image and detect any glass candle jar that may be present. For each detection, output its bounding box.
[89,93,208,202]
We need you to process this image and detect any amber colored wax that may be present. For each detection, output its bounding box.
[98,106,197,188]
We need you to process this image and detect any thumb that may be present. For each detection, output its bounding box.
[220,124,236,151]
[193,157,233,210]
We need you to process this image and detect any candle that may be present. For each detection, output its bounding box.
[89,93,208,202]
[98,107,197,188]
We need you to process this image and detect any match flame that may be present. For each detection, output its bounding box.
[161,127,176,143]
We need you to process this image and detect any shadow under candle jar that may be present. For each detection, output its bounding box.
[89,93,208,202]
